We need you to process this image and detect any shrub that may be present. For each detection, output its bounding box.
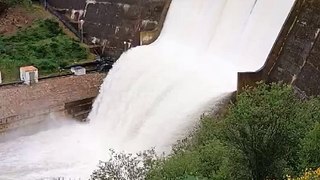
[223,83,298,179]
[289,168,320,180]
[301,122,320,169]
[0,0,31,7]
[91,149,159,180]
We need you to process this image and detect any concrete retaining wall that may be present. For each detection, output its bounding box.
[238,0,303,91]
[140,0,171,45]
[0,73,105,132]
[65,97,95,121]
[46,0,170,58]
[238,0,320,97]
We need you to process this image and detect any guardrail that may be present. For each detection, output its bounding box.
[46,4,84,41]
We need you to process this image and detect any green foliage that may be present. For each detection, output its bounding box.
[223,83,301,179]
[0,0,31,7]
[148,149,202,179]
[0,19,88,82]
[301,122,320,169]
[91,149,159,180]
[147,117,250,180]
[147,139,234,180]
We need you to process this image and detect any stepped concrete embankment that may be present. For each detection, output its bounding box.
[0,73,105,132]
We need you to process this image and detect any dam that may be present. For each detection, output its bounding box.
[0,0,306,179]
[238,0,320,97]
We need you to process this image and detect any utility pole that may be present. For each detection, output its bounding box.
[80,19,84,43]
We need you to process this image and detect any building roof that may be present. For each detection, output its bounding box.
[20,66,38,72]
[71,66,85,71]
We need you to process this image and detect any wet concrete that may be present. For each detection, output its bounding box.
[0,73,105,132]
[46,0,169,58]
[238,0,320,97]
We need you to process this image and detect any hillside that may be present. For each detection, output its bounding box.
[0,1,93,83]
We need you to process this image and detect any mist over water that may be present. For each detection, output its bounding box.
[0,0,294,179]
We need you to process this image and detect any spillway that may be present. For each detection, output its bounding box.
[0,0,294,179]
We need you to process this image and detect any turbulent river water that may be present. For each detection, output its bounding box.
[0,0,294,179]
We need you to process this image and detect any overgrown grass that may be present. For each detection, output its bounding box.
[0,0,31,7]
[0,19,89,82]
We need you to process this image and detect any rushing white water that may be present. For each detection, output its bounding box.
[0,0,294,179]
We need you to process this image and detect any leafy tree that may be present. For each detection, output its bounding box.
[301,122,320,169]
[91,149,159,180]
[222,83,298,179]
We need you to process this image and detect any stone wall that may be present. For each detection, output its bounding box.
[0,73,105,132]
[238,0,320,97]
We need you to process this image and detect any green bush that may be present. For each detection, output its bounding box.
[301,122,320,169]
[147,119,250,180]
[0,0,31,7]
[91,149,159,180]
[223,83,302,179]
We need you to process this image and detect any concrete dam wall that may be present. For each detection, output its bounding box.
[47,0,171,58]
[239,0,320,97]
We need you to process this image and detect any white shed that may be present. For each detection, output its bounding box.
[0,71,2,84]
[71,66,86,76]
[20,66,39,85]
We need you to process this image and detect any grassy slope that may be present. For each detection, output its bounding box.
[0,3,93,83]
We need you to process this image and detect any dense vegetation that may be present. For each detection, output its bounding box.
[0,0,31,7]
[0,19,88,82]
[91,83,320,180]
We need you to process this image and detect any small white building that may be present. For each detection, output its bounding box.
[20,66,39,85]
[71,66,86,76]
[0,71,2,84]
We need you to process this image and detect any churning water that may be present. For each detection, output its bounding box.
[0,0,294,179]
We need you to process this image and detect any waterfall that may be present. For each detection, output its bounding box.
[0,0,294,179]
[88,0,295,152]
